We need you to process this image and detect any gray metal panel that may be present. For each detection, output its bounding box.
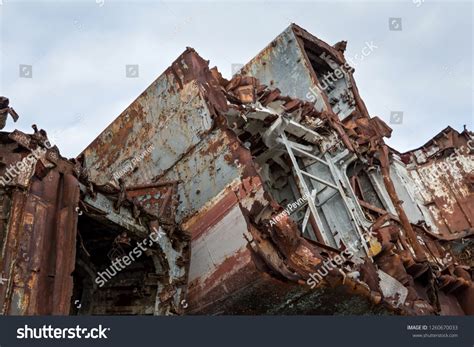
[160,130,243,223]
[242,26,326,113]
[82,72,214,187]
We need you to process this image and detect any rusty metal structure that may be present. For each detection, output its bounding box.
[0,128,189,315]
[0,24,472,316]
[0,97,19,130]
[0,129,79,314]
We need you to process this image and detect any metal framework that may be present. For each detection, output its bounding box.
[278,125,370,255]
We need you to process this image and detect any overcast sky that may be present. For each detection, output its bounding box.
[1,0,472,157]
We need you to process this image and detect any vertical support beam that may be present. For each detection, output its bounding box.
[323,153,370,256]
[378,145,427,262]
[280,132,328,244]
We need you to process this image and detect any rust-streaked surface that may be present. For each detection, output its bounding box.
[398,127,473,239]
[0,130,79,315]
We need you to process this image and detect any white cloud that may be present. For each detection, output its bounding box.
[1,0,472,157]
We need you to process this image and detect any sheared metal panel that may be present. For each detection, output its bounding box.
[241,25,327,113]
[81,50,217,189]
[389,159,438,231]
[125,182,179,222]
[390,160,433,225]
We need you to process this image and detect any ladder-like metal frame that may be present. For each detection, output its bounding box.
[279,130,369,255]
[279,132,334,244]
